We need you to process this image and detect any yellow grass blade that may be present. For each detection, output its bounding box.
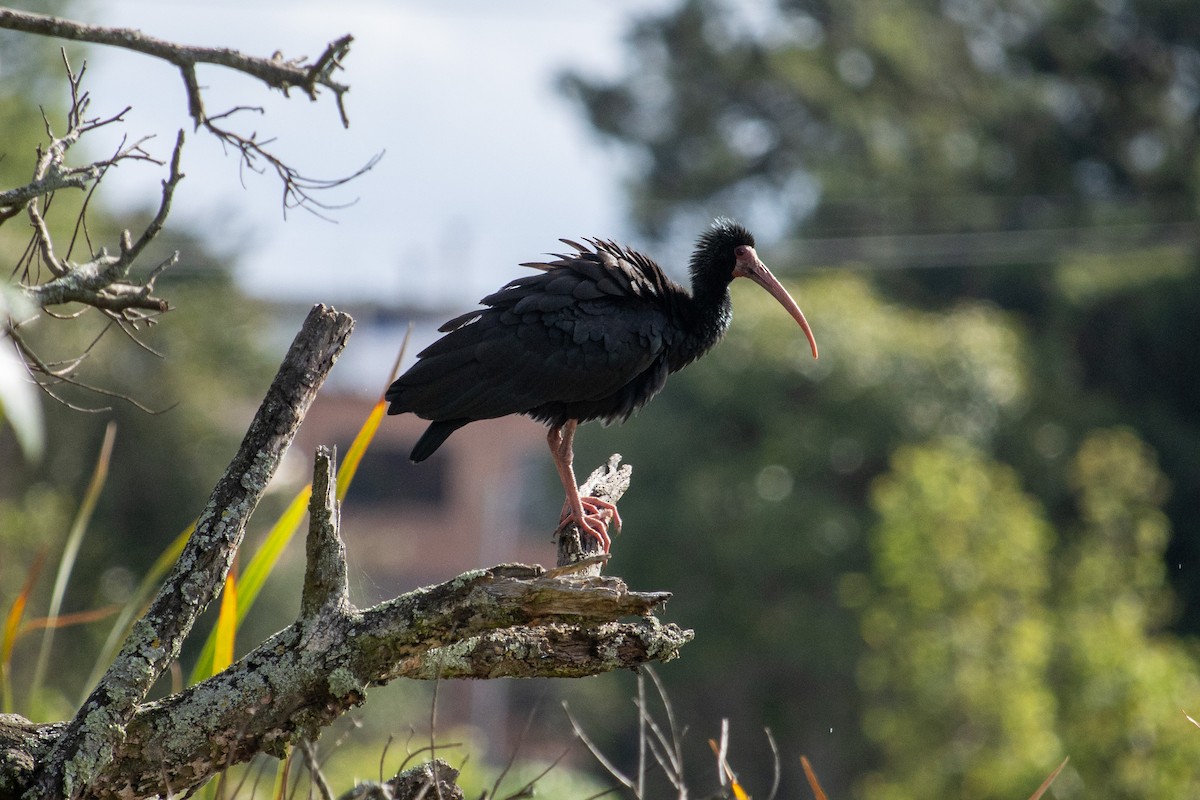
[708,738,750,799]
[337,398,385,502]
[2,550,46,713]
[147,523,195,581]
[382,323,413,393]
[1027,757,1069,800]
[800,756,829,800]
[334,322,410,503]
[213,571,238,673]
[188,485,312,685]
[273,745,294,800]
[234,486,313,627]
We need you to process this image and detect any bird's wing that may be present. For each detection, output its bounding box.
[388,242,682,423]
[519,237,679,300]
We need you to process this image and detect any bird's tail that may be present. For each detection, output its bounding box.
[410,419,471,462]
[384,380,408,416]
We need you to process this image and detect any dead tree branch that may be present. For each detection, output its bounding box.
[0,7,378,216]
[28,304,355,799]
[0,307,690,799]
[19,129,182,317]
[557,454,633,576]
[0,8,352,114]
[3,14,375,408]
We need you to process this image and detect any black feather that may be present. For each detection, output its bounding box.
[386,220,754,458]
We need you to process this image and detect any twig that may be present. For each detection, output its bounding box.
[0,9,351,107]
[301,740,335,800]
[0,8,379,217]
[7,324,172,413]
[564,703,637,793]
[765,728,781,800]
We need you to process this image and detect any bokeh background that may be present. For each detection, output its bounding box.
[4,1,1200,797]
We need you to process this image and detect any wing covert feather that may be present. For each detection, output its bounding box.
[388,239,687,425]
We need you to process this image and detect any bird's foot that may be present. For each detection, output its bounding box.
[558,496,621,552]
[581,495,622,537]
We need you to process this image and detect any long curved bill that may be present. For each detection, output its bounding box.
[734,252,819,359]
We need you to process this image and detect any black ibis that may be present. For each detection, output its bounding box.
[385,218,818,551]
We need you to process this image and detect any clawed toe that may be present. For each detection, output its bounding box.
[557,498,616,552]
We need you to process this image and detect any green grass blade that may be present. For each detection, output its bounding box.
[31,422,115,712]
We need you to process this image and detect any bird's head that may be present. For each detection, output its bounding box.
[692,218,819,359]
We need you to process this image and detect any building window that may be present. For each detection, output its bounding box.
[345,445,447,508]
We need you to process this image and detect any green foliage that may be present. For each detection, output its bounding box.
[577,272,1037,794]
[858,439,1058,799]
[0,487,73,604]
[566,0,1200,239]
[569,3,1200,794]
[857,429,1200,799]
[1053,429,1200,799]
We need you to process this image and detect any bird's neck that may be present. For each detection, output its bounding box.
[671,283,733,371]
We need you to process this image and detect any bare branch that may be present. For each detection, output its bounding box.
[5,324,171,414]
[0,8,378,217]
[11,126,184,397]
[3,16,375,404]
[23,118,180,310]
[4,481,688,797]
[3,52,141,242]
[1,306,690,798]
[0,9,351,106]
[30,304,356,799]
[0,169,95,219]
[199,106,382,218]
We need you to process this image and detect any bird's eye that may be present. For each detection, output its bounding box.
[734,245,749,258]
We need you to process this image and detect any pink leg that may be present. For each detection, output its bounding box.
[547,421,618,552]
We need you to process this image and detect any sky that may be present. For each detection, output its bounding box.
[70,0,672,309]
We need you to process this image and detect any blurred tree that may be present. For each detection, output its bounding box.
[859,438,1058,799]
[858,428,1200,799]
[565,0,1199,245]
[576,272,1032,794]
[1052,428,1200,798]
[565,0,1200,795]
[564,0,1200,618]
